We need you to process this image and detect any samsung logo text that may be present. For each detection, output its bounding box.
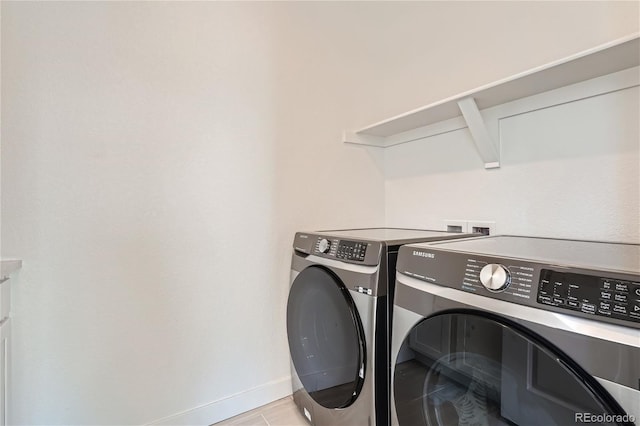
[413,251,435,259]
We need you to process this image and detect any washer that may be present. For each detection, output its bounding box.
[391,235,640,426]
[287,228,478,426]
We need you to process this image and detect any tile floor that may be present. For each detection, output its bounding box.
[214,396,308,426]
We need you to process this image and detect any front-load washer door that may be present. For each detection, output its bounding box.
[287,265,366,409]
[393,310,633,426]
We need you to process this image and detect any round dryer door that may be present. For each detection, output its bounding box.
[394,311,632,426]
[287,265,366,409]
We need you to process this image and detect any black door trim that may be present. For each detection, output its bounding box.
[394,309,633,426]
[287,265,367,408]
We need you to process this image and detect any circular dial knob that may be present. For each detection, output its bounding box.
[479,264,511,292]
[318,238,331,254]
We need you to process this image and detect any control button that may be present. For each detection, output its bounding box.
[614,293,628,303]
[632,284,640,298]
[479,264,511,292]
[318,238,331,254]
[581,303,596,314]
[613,304,628,315]
[598,302,612,315]
[567,300,580,309]
[600,291,612,300]
[615,281,629,293]
[631,301,640,314]
[538,295,552,304]
[601,278,613,290]
[553,298,564,305]
[599,301,611,311]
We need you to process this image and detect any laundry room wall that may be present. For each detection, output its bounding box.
[1,1,639,425]
[384,86,640,242]
[1,2,388,425]
[0,4,3,253]
[379,2,640,243]
[2,3,290,424]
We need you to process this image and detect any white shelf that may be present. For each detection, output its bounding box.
[344,33,640,168]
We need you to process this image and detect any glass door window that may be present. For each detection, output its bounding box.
[394,311,631,426]
[287,266,366,409]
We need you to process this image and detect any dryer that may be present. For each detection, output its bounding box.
[391,236,639,426]
[287,228,477,426]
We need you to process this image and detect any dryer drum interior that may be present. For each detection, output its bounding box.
[287,265,366,409]
[394,311,631,426]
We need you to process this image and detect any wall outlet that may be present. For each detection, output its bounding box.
[444,219,496,235]
[468,220,496,236]
[444,220,469,233]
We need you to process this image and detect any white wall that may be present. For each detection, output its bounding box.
[1,2,387,424]
[355,1,639,242]
[0,3,2,255]
[1,1,638,425]
[385,85,640,241]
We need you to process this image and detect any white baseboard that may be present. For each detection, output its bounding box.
[146,376,293,426]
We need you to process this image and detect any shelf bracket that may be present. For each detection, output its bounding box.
[342,131,386,147]
[457,97,500,169]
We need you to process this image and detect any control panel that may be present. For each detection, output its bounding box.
[312,237,371,264]
[336,240,367,261]
[537,270,640,324]
[462,258,534,301]
[293,233,381,266]
[397,243,640,329]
